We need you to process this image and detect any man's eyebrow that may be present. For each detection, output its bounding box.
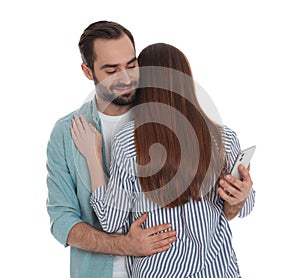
[126,57,137,65]
[100,57,137,70]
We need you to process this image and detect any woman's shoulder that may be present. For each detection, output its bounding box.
[114,120,135,141]
[219,125,240,152]
[112,120,136,157]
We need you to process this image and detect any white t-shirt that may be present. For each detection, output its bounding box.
[98,110,134,174]
[98,109,133,278]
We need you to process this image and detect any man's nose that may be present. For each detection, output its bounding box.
[118,70,131,85]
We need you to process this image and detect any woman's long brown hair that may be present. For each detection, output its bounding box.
[134,43,224,208]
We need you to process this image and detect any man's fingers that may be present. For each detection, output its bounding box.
[151,229,177,243]
[145,223,173,236]
[132,214,148,228]
[133,213,174,237]
[148,244,172,256]
[147,232,177,255]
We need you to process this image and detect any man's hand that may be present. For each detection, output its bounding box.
[218,164,253,220]
[120,214,177,256]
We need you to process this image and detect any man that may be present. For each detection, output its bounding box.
[46,21,176,278]
[46,20,254,277]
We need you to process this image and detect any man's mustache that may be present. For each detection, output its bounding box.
[111,81,138,90]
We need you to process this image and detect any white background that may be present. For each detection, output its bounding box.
[1,0,299,277]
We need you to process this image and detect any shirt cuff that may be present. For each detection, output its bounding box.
[51,216,84,247]
[238,188,256,218]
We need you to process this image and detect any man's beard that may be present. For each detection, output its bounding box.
[95,80,138,106]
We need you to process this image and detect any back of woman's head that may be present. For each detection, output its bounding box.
[137,43,196,107]
[135,43,224,208]
[138,43,192,74]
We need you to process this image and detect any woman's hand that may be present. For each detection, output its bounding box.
[71,115,105,191]
[218,164,253,220]
[70,115,102,161]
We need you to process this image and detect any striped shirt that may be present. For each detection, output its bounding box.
[90,121,255,278]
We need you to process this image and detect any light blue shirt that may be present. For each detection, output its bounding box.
[46,96,114,278]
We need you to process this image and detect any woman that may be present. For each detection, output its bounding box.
[71,43,254,277]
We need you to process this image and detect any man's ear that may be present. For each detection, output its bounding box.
[81,63,94,80]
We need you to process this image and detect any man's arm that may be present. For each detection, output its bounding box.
[218,164,255,220]
[67,214,176,256]
[47,119,176,256]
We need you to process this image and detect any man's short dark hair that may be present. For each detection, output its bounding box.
[78,21,135,70]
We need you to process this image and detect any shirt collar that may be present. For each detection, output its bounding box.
[91,95,100,128]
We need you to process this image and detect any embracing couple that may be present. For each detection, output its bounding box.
[46,20,255,278]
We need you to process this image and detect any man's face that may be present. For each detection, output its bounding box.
[91,35,139,106]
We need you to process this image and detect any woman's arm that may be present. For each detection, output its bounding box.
[71,115,106,191]
[217,127,255,220]
[89,154,134,233]
[71,115,136,233]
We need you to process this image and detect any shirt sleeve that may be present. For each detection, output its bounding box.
[46,121,83,247]
[90,135,136,233]
[238,187,255,217]
[223,126,256,218]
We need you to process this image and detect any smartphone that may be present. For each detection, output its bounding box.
[230,145,256,179]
